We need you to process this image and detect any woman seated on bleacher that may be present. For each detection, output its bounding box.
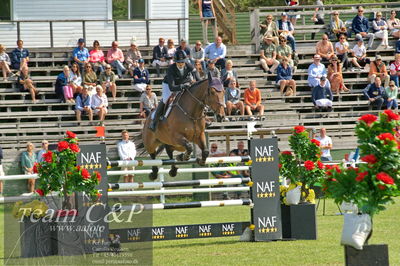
[89,40,106,74]
[225,79,244,116]
[330,11,347,40]
[91,85,108,122]
[0,44,12,81]
[166,39,176,65]
[194,59,206,79]
[335,34,350,71]
[70,62,83,94]
[276,36,294,68]
[56,65,75,103]
[276,57,296,96]
[327,56,349,94]
[83,63,98,96]
[221,60,238,88]
[387,10,400,39]
[372,12,392,49]
[125,40,142,77]
[18,66,39,103]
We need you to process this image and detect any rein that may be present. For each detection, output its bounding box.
[174,81,208,122]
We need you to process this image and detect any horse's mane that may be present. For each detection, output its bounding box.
[188,78,208,91]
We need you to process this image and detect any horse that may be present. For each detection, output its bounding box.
[137,74,226,180]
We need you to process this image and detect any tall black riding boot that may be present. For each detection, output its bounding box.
[149,101,165,131]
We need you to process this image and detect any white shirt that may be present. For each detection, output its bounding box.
[91,94,108,110]
[117,140,137,160]
[352,44,366,58]
[335,41,349,54]
[316,136,332,158]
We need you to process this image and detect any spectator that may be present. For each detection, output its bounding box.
[21,142,36,193]
[204,36,227,70]
[335,34,350,70]
[55,65,70,102]
[386,80,398,111]
[210,142,226,157]
[194,59,207,79]
[350,36,371,71]
[330,11,347,40]
[328,56,349,94]
[311,0,325,40]
[0,44,12,80]
[99,64,117,101]
[373,12,391,49]
[312,76,333,112]
[132,58,150,93]
[307,54,328,88]
[60,65,75,103]
[315,128,333,161]
[277,12,296,52]
[285,0,300,26]
[206,60,220,78]
[37,140,49,163]
[117,130,137,183]
[259,15,279,45]
[166,39,176,65]
[125,40,142,77]
[191,40,206,70]
[221,60,238,87]
[387,10,400,39]
[316,34,335,63]
[363,77,385,110]
[276,57,296,96]
[70,62,83,94]
[152,38,169,77]
[259,35,279,74]
[83,63,98,96]
[75,86,93,122]
[89,40,106,74]
[176,39,191,61]
[139,85,157,118]
[91,85,108,122]
[0,145,3,196]
[11,40,29,71]
[276,36,294,68]
[368,55,389,87]
[352,6,375,50]
[390,53,400,86]
[225,79,244,116]
[198,0,217,44]
[107,41,126,78]
[244,80,265,117]
[72,38,89,74]
[18,66,39,103]
[230,141,249,156]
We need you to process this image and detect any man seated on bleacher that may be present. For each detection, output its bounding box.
[176,39,191,62]
[225,79,244,117]
[259,35,279,74]
[75,86,93,122]
[152,38,169,77]
[307,54,328,88]
[206,60,220,78]
[132,58,150,92]
[277,12,296,53]
[204,36,227,70]
[99,64,117,101]
[368,55,389,88]
[330,11,347,40]
[316,34,335,63]
[363,76,385,110]
[352,6,375,50]
[72,38,89,74]
[312,76,333,112]
[107,41,126,78]
[11,40,29,72]
[244,80,264,118]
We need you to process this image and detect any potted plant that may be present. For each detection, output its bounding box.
[18,131,102,257]
[279,125,325,240]
[323,110,400,266]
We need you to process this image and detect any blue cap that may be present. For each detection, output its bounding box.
[78,38,85,43]
[138,58,145,63]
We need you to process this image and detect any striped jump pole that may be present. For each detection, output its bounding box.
[109,177,252,190]
[107,156,251,168]
[113,199,253,212]
[108,186,250,197]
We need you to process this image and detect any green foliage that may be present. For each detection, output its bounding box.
[113,0,128,20]
[323,111,400,217]
[34,131,101,209]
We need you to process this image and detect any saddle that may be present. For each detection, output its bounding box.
[163,92,182,119]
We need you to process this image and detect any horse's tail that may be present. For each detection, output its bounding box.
[132,131,165,157]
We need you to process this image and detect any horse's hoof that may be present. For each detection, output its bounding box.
[196,158,206,166]
[176,153,184,161]
[149,172,158,181]
[169,167,178,177]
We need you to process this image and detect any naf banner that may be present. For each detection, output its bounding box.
[249,138,282,241]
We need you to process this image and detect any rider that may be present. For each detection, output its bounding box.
[149,50,201,131]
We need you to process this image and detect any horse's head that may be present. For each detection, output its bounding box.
[207,74,225,122]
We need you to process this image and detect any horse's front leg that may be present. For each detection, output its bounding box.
[195,132,209,166]
[149,153,159,181]
[165,145,178,177]
[176,137,193,161]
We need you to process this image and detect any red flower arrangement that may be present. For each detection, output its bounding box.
[294,125,306,134]
[310,139,321,146]
[376,172,394,185]
[358,114,378,125]
[317,161,324,170]
[281,151,292,156]
[361,154,377,165]
[42,151,53,163]
[66,131,77,139]
[304,160,315,171]
[57,141,69,152]
[383,109,400,122]
[355,171,368,182]
[377,133,395,145]
[69,143,80,153]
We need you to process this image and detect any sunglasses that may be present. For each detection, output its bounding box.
[146,89,151,91]
[211,146,217,149]
[322,38,328,40]
[358,10,364,13]
[86,66,91,68]
[280,40,287,42]
[332,59,337,61]
[340,37,345,39]
[106,68,111,69]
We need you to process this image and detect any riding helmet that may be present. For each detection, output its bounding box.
[174,50,187,63]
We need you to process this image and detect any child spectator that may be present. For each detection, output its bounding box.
[194,59,206,79]
[225,79,244,116]
[244,80,264,117]
[350,36,371,71]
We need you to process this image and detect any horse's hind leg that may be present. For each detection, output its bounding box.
[165,145,178,177]
[149,153,159,181]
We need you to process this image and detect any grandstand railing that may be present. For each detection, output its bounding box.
[249,2,400,51]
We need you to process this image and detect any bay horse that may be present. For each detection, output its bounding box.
[139,75,225,180]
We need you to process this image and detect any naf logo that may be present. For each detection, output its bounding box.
[256,181,277,198]
[222,224,236,235]
[257,216,278,233]
[176,226,189,238]
[152,227,165,240]
[127,229,141,241]
[199,225,212,237]
[254,145,275,162]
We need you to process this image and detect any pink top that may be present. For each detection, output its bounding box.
[107,48,124,63]
[89,49,105,63]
